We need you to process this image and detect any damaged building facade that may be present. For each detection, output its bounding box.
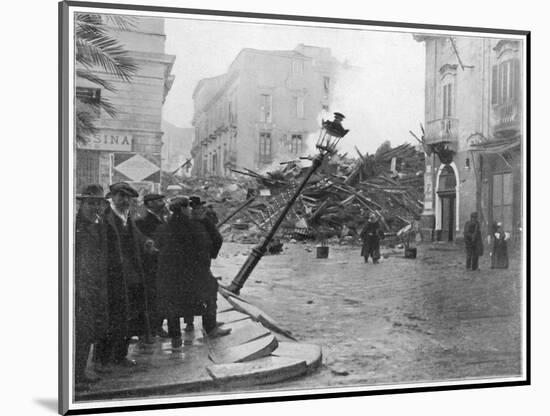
[415,35,524,243]
[190,44,339,177]
[75,17,175,195]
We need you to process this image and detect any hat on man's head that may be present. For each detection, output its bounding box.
[109,182,139,198]
[169,196,189,210]
[143,193,165,204]
[368,212,378,222]
[76,184,105,200]
[189,195,206,208]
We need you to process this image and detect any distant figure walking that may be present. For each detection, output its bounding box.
[491,222,509,269]
[360,213,384,264]
[463,212,484,271]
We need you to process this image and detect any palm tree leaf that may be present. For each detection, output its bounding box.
[98,97,118,118]
[76,69,116,92]
[77,36,138,81]
[75,109,99,145]
[104,14,137,31]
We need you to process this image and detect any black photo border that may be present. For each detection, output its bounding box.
[59,1,531,414]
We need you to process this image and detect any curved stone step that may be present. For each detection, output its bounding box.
[206,319,271,350]
[206,356,308,387]
[271,342,323,370]
[208,333,278,364]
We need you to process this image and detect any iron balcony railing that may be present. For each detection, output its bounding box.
[493,100,521,134]
[425,117,459,145]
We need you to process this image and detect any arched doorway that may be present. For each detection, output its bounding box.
[437,164,457,241]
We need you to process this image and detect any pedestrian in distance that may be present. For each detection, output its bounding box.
[463,212,484,271]
[74,184,109,388]
[136,193,169,338]
[490,222,509,269]
[95,182,156,370]
[360,213,384,264]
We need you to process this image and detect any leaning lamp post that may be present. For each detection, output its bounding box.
[226,112,349,294]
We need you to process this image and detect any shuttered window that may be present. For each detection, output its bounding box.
[291,134,303,155]
[259,133,272,163]
[493,172,513,232]
[491,58,521,105]
[442,83,454,117]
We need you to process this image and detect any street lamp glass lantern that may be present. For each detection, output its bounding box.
[316,112,349,155]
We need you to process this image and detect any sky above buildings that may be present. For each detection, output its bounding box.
[163,16,425,155]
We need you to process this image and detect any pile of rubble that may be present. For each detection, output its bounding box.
[224,143,425,244]
[162,143,424,245]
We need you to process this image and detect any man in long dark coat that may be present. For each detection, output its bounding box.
[464,212,484,271]
[74,184,109,387]
[135,193,168,337]
[95,182,154,368]
[360,213,384,263]
[156,196,230,348]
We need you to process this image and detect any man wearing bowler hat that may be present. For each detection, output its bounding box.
[136,193,168,337]
[95,182,155,368]
[74,184,109,387]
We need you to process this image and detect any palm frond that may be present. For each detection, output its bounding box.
[76,69,116,92]
[75,13,138,81]
[77,36,138,81]
[104,14,138,31]
[76,94,118,119]
[75,109,99,145]
[97,97,118,118]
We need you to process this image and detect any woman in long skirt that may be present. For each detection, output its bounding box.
[491,222,509,269]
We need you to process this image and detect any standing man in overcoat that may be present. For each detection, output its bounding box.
[136,193,168,337]
[464,212,484,271]
[95,182,154,368]
[74,184,109,387]
[360,213,384,264]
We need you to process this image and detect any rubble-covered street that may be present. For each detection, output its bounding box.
[213,241,523,390]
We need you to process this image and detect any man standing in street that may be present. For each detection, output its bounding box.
[183,196,230,338]
[95,182,154,368]
[360,213,384,264]
[464,212,484,271]
[74,184,109,388]
[136,193,169,338]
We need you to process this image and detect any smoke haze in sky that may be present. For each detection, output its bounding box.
[163,17,425,154]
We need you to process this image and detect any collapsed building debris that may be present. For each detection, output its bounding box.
[163,143,424,245]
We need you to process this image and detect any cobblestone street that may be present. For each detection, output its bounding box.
[212,241,524,392]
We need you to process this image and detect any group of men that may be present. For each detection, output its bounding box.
[74,181,228,388]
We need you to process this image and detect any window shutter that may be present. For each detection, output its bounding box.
[512,58,521,101]
[491,65,498,105]
[448,84,453,117]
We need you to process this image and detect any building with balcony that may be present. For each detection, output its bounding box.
[190,44,339,177]
[415,35,523,242]
[75,16,175,196]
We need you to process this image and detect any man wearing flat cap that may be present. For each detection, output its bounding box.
[95,182,155,368]
[74,184,109,387]
[136,193,168,337]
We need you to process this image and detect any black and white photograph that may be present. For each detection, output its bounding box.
[57,1,529,414]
